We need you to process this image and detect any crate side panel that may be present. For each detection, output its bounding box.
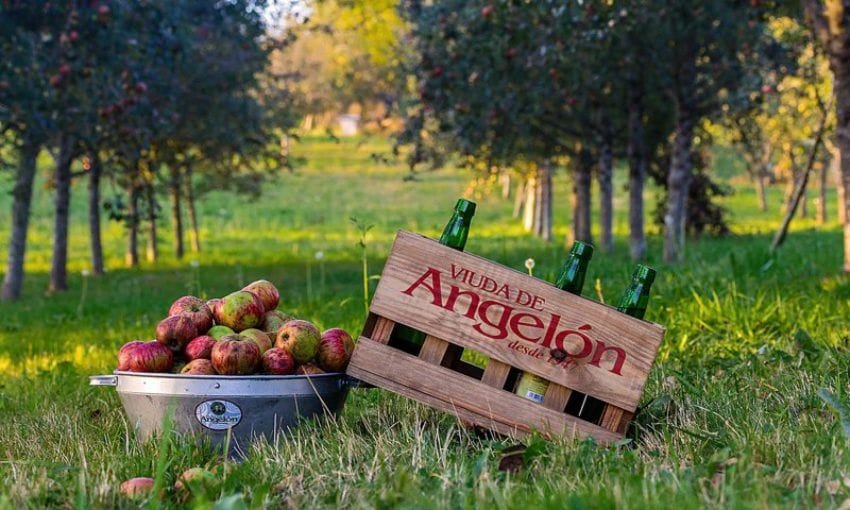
[368,231,664,411]
[348,337,622,443]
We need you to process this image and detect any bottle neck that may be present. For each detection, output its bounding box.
[439,212,472,250]
[616,279,653,319]
[554,255,590,295]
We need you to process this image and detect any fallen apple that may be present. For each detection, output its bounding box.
[174,467,218,495]
[262,347,296,375]
[275,319,320,364]
[168,296,213,333]
[119,477,155,498]
[211,334,260,375]
[317,328,355,372]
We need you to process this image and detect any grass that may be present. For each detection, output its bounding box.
[0,135,849,508]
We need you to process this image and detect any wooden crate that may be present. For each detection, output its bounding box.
[346,231,665,443]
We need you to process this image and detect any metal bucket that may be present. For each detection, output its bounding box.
[90,371,356,455]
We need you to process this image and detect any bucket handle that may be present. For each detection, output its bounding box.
[89,375,118,387]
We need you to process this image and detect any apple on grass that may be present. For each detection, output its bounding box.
[211,334,261,375]
[155,315,199,352]
[168,296,213,333]
[275,320,320,364]
[120,477,155,498]
[215,290,264,332]
[317,328,355,372]
[242,279,280,312]
[118,341,173,372]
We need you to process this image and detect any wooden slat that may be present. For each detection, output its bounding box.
[599,405,632,434]
[481,359,512,390]
[543,383,572,412]
[368,231,665,412]
[371,317,395,344]
[348,337,622,443]
[419,335,451,364]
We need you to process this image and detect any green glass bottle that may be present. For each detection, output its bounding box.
[514,241,593,403]
[570,264,657,422]
[389,198,476,355]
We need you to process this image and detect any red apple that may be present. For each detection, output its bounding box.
[58,63,72,76]
[68,30,79,43]
[240,328,272,354]
[207,325,234,340]
[185,335,216,360]
[317,328,355,372]
[155,315,199,352]
[120,477,154,498]
[135,82,148,94]
[181,359,217,375]
[174,467,217,494]
[275,320,320,364]
[216,290,264,331]
[242,279,279,311]
[117,340,173,372]
[168,296,213,333]
[296,363,325,375]
[211,334,260,375]
[262,348,296,375]
[206,298,222,317]
[481,4,495,17]
[261,309,292,338]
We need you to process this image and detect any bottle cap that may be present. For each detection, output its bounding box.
[632,264,656,285]
[569,240,594,260]
[455,198,476,218]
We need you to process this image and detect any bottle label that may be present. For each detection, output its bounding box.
[514,372,548,403]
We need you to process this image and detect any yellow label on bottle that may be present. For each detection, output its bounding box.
[514,372,548,403]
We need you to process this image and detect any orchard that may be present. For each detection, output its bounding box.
[2,0,850,508]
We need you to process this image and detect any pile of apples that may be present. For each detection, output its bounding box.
[116,280,354,376]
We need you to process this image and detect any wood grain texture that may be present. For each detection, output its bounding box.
[419,335,451,365]
[599,406,625,432]
[347,337,622,443]
[481,359,512,389]
[367,231,665,412]
[543,383,572,412]
[371,317,395,344]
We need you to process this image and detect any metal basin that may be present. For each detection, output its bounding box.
[90,371,355,455]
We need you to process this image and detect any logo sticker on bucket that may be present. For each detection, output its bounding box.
[195,399,242,430]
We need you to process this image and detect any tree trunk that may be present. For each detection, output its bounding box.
[627,83,647,261]
[146,183,158,263]
[185,164,201,253]
[663,102,695,263]
[1,138,40,300]
[834,67,850,271]
[125,179,140,268]
[512,178,526,219]
[818,158,828,224]
[49,135,75,293]
[800,187,809,218]
[572,147,593,245]
[836,151,846,225]
[755,171,768,212]
[88,152,104,275]
[169,164,184,259]
[500,171,512,200]
[598,130,614,253]
[534,163,553,241]
[522,173,537,232]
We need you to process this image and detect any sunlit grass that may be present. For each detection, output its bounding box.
[0,136,848,508]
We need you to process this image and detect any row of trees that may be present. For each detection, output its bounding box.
[397,0,850,268]
[0,1,298,300]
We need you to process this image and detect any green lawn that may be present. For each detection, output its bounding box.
[0,136,848,508]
